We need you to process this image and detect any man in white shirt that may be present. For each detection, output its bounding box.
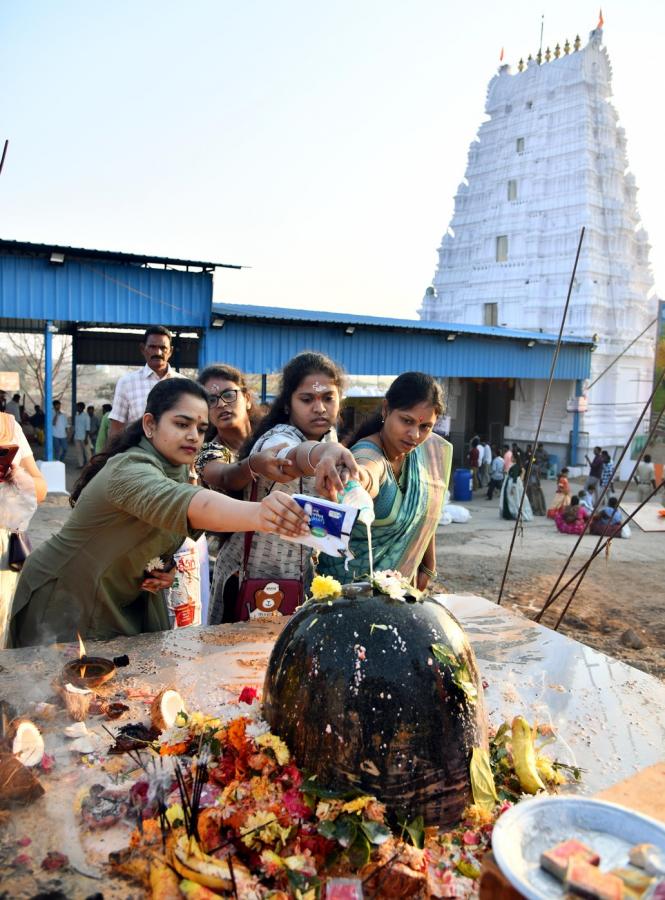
[73,401,91,467]
[52,400,69,462]
[109,326,182,438]
[478,438,491,487]
[634,454,657,504]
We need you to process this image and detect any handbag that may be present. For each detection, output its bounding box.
[8,531,32,571]
[233,481,305,622]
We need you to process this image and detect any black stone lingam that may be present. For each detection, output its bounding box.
[263,585,488,827]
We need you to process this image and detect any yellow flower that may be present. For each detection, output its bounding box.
[241,810,291,849]
[341,795,374,814]
[188,711,221,733]
[310,574,342,601]
[257,732,291,765]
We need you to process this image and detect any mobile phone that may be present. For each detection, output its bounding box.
[0,445,19,482]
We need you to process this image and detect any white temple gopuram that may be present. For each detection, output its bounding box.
[421,28,658,469]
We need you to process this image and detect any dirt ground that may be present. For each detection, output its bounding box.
[27,467,665,680]
[432,477,665,681]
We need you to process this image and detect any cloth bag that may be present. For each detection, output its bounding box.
[233,482,304,622]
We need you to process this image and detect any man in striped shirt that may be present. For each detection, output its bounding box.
[109,326,183,439]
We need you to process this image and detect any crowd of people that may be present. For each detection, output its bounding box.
[2,326,453,649]
[469,436,637,540]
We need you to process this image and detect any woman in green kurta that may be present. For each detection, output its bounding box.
[318,372,451,590]
[8,378,324,648]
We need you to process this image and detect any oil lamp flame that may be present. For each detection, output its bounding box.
[77,632,87,678]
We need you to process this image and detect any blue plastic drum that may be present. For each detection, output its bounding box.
[453,467,473,501]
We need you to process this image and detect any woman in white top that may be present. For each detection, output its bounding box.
[209,352,355,624]
[0,413,47,645]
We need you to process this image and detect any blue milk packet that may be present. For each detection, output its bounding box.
[283,493,359,559]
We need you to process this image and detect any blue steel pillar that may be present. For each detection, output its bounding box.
[71,327,77,426]
[197,329,207,371]
[261,374,267,404]
[570,378,583,466]
[44,321,54,462]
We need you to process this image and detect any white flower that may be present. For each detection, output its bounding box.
[372,569,409,600]
[145,557,165,572]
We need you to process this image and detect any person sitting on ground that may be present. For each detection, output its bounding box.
[577,489,594,513]
[547,467,571,519]
[589,496,624,538]
[555,495,590,535]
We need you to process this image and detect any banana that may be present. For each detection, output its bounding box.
[171,835,234,891]
[511,716,546,794]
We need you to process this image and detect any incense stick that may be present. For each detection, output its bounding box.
[497,226,585,604]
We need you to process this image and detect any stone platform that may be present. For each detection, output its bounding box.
[0,595,663,897]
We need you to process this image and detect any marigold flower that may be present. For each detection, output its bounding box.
[257,732,290,765]
[310,574,342,601]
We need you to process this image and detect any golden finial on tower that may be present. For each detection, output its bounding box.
[545,46,551,62]
[574,34,581,50]
[564,38,570,54]
[518,57,524,72]
[554,43,561,58]
[527,53,533,62]
[536,48,542,65]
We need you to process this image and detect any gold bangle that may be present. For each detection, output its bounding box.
[246,456,258,481]
[418,563,437,579]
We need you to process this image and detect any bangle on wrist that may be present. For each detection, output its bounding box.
[305,443,318,474]
[246,455,258,481]
[418,563,437,579]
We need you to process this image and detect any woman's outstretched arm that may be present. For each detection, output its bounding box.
[187,487,310,538]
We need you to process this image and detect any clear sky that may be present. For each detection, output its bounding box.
[2,1,663,318]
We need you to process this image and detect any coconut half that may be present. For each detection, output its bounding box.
[10,719,44,768]
[151,689,187,731]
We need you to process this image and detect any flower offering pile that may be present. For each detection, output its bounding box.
[101,689,576,899]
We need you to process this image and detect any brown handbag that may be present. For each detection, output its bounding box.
[233,481,305,622]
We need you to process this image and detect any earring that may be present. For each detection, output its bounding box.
[146,432,153,437]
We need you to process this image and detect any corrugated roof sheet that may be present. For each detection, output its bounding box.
[212,301,592,345]
[0,238,241,271]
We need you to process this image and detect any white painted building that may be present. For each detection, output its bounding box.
[421,29,658,472]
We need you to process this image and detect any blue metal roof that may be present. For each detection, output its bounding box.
[212,302,593,346]
[0,250,213,330]
[204,310,592,381]
[0,238,241,271]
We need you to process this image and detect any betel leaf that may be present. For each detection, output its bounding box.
[431,643,457,666]
[470,746,499,812]
[347,831,371,868]
[401,814,425,849]
[334,816,358,849]
[359,820,391,845]
[430,643,477,703]
[317,819,338,841]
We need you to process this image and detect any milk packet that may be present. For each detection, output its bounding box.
[283,493,359,559]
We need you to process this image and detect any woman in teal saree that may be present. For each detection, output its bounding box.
[318,373,452,590]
